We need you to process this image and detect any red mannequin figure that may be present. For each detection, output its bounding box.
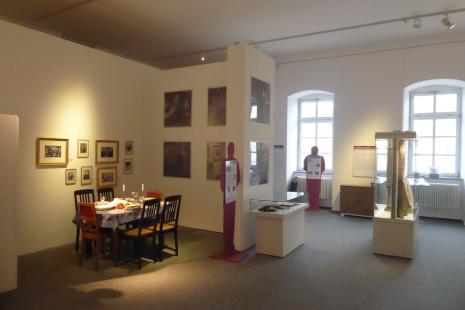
[303,146,325,211]
[211,142,247,262]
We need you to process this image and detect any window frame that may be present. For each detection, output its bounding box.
[408,87,462,178]
[297,96,333,172]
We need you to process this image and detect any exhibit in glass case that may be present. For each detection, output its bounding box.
[251,198,307,257]
[373,131,419,259]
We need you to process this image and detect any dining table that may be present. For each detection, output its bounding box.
[77,197,161,265]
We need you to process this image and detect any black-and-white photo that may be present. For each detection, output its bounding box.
[83,170,90,180]
[164,90,192,127]
[249,141,269,186]
[208,87,226,126]
[250,77,270,124]
[102,171,114,182]
[80,143,87,153]
[67,171,75,181]
[65,168,76,185]
[101,147,114,158]
[123,158,133,174]
[125,140,133,155]
[45,145,61,157]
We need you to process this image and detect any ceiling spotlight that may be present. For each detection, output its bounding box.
[441,14,455,30]
[413,17,421,29]
[201,56,206,61]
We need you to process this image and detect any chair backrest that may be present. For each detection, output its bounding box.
[137,198,161,236]
[74,189,95,213]
[97,187,114,202]
[160,195,181,227]
[78,202,99,236]
[147,191,164,200]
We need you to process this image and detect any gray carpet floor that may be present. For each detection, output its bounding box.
[1,210,465,310]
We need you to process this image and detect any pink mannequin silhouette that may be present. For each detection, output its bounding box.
[211,142,247,262]
[303,146,325,211]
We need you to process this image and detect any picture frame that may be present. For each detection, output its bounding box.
[207,142,226,180]
[77,139,89,158]
[36,138,69,167]
[125,140,133,155]
[81,166,93,186]
[123,158,133,175]
[65,169,76,185]
[95,140,119,164]
[97,166,117,188]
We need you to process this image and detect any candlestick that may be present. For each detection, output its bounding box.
[141,183,144,192]
[123,184,126,192]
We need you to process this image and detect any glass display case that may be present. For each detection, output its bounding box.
[250,198,305,216]
[374,131,419,220]
[250,198,307,257]
[373,131,419,259]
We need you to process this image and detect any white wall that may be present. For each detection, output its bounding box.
[227,44,275,250]
[155,62,228,232]
[0,115,19,293]
[275,40,465,210]
[0,20,159,254]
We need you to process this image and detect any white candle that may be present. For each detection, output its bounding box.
[123,184,126,192]
[141,183,144,192]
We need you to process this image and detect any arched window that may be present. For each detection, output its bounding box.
[404,79,464,177]
[297,94,334,171]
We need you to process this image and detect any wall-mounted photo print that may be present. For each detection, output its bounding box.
[36,138,69,167]
[249,141,269,186]
[97,166,117,187]
[95,140,119,164]
[125,140,133,155]
[207,142,226,180]
[81,166,92,186]
[65,169,76,185]
[208,87,226,126]
[250,77,270,125]
[123,158,133,175]
[164,90,192,127]
[77,139,89,158]
[163,142,191,178]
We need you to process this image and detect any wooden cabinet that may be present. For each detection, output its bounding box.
[340,185,374,217]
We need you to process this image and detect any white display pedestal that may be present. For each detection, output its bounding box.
[372,208,418,259]
[253,203,306,257]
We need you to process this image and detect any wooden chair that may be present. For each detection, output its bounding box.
[73,189,95,252]
[120,198,161,268]
[154,195,181,261]
[97,187,114,202]
[147,191,164,200]
[77,202,113,270]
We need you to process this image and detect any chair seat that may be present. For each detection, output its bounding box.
[122,228,154,237]
[148,223,175,232]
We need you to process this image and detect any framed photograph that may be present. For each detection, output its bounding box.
[36,138,69,167]
[249,141,269,186]
[250,77,271,124]
[123,158,133,175]
[65,169,76,185]
[163,142,191,178]
[81,166,92,186]
[97,166,117,188]
[77,139,89,158]
[208,87,226,126]
[207,142,226,180]
[125,140,133,155]
[164,90,192,127]
[96,140,119,164]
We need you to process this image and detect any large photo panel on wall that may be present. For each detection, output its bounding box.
[250,141,269,186]
[207,142,226,180]
[164,90,192,127]
[163,142,191,178]
[250,78,270,124]
[208,87,226,126]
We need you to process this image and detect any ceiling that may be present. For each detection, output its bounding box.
[1,0,465,69]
